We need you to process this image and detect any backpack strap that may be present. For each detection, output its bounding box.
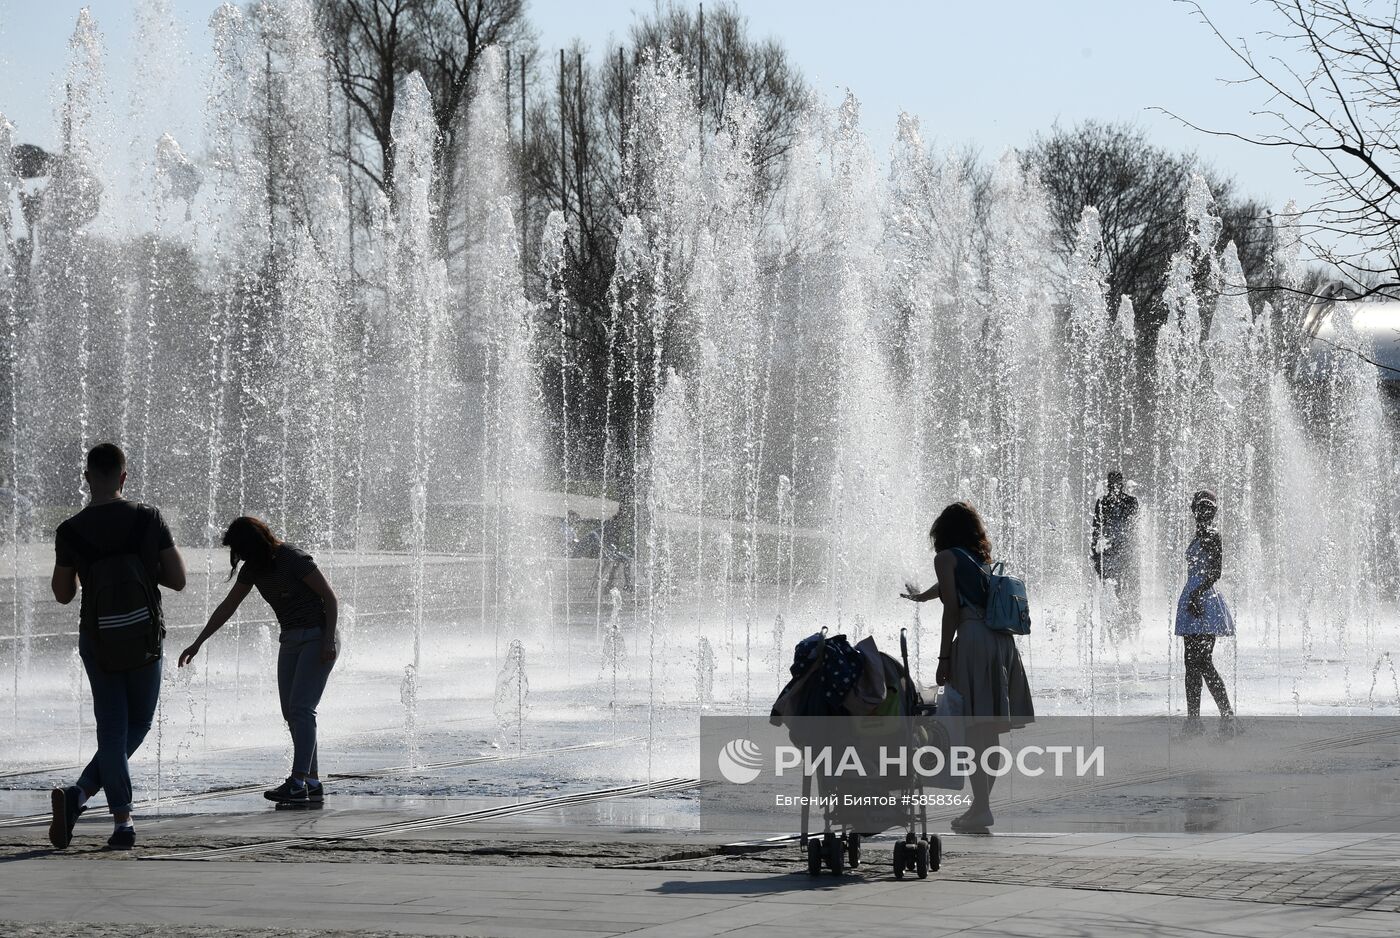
[950,547,992,607]
[127,507,152,553]
[63,524,101,565]
[951,547,991,575]
[64,507,152,564]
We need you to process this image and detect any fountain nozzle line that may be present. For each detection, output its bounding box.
[142,777,708,861]
[0,737,645,829]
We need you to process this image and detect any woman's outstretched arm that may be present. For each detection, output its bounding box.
[179,581,252,666]
[900,582,943,602]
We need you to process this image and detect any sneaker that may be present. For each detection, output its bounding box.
[950,807,994,832]
[305,781,324,805]
[48,786,86,850]
[1179,716,1205,738]
[263,778,308,804]
[105,826,135,851]
[1219,714,1243,738]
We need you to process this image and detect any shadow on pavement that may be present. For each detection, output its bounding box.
[0,847,63,863]
[651,872,874,895]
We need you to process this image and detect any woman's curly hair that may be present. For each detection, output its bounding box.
[929,501,993,563]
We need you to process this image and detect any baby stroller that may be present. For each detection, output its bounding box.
[770,627,949,879]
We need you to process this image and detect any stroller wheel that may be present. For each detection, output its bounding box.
[916,840,930,879]
[825,833,845,876]
[892,840,906,879]
[806,838,822,876]
[930,834,942,872]
[847,832,862,868]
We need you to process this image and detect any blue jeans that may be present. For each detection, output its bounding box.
[76,633,162,815]
[278,628,335,776]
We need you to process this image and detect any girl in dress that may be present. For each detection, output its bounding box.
[1174,490,1237,735]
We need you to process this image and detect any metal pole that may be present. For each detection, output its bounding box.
[521,53,527,255]
[345,37,354,280]
[559,49,567,228]
[63,82,73,152]
[698,3,705,149]
[618,47,626,164]
[265,46,275,262]
[576,52,585,228]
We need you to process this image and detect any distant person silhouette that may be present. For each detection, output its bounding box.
[562,510,591,558]
[1091,470,1140,627]
[564,510,633,592]
[1174,490,1237,736]
[597,514,634,593]
[179,517,338,807]
[49,442,187,851]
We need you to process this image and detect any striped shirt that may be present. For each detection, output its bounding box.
[238,544,325,633]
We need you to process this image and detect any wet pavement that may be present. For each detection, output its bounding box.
[2,794,1399,936]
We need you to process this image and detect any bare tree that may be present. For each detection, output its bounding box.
[321,0,532,236]
[417,1,536,246]
[1022,120,1272,335]
[519,3,810,476]
[1175,0,1400,299]
[628,1,809,209]
[322,0,419,200]
[319,1,809,489]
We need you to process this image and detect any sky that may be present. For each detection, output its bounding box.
[0,0,1315,213]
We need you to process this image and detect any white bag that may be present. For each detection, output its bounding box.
[938,684,966,717]
[920,685,968,790]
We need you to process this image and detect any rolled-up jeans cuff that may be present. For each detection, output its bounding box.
[76,764,131,816]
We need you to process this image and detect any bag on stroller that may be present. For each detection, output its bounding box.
[769,628,952,879]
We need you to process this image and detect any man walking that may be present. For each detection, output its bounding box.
[48,443,185,850]
[1091,469,1140,632]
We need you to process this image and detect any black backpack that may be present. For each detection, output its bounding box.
[75,511,165,672]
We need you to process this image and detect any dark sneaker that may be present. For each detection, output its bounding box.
[950,807,993,833]
[48,786,86,850]
[305,782,324,804]
[105,826,136,851]
[263,778,308,804]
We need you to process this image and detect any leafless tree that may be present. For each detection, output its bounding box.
[321,0,533,238]
[322,0,418,200]
[318,1,809,502]
[1022,120,1272,335]
[628,1,809,210]
[417,1,536,246]
[1174,0,1400,300]
[519,3,809,479]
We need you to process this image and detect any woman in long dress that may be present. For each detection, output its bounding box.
[903,501,1034,831]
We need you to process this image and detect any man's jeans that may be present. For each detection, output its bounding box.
[76,633,162,815]
[278,627,335,776]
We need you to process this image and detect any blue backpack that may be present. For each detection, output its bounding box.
[955,548,1032,635]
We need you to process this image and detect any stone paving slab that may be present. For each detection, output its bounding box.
[5,809,1400,912]
[4,801,1400,935]
[1,857,1395,938]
